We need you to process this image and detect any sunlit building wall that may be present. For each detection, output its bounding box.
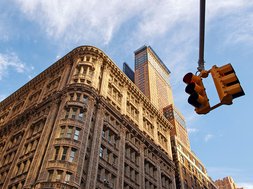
[215,176,244,189]
[0,46,176,189]
[134,45,174,111]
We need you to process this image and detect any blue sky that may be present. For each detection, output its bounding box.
[0,0,252,188]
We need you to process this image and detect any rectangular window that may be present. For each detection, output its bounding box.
[66,126,73,138]
[69,93,74,101]
[78,111,84,121]
[54,146,60,160]
[48,170,54,181]
[59,126,65,138]
[76,93,81,101]
[65,172,72,183]
[65,109,70,119]
[74,128,81,140]
[56,170,63,181]
[71,108,77,119]
[83,95,88,103]
[61,147,68,160]
[69,148,76,162]
[99,146,104,158]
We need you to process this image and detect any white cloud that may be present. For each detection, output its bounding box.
[0,94,6,102]
[187,127,199,134]
[0,52,26,80]
[13,0,253,47]
[237,182,253,189]
[15,0,148,45]
[204,134,213,142]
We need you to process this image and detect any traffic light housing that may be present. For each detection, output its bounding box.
[183,73,210,114]
[210,63,245,105]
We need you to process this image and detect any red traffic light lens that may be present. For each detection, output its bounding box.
[183,72,193,84]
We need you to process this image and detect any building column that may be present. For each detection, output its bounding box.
[75,97,95,184]
[30,98,62,185]
[85,102,105,189]
[139,143,145,189]
[116,125,126,189]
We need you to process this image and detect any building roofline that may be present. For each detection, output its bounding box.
[0,45,109,108]
[134,45,171,74]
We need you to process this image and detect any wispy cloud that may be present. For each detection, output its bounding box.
[207,167,243,180]
[237,182,253,189]
[207,167,253,189]
[204,134,214,142]
[0,52,26,80]
[15,0,148,45]
[187,127,199,134]
[0,94,6,102]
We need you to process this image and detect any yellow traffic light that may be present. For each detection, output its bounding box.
[210,63,245,105]
[183,73,210,114]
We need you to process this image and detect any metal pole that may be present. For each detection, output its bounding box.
[198,0,206,72]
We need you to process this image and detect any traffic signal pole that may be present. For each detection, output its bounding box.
[183,0,245,114]
[198,0,206,72]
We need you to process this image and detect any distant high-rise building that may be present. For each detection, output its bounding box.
[123,62,134,82]
[163,104,190,148]
[133,45,218,189]
[134,45,174,111]
[171,135,218,189]
[0,46,176,189]
[215,176,244,189]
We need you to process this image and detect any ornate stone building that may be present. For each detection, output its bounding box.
[0,46,176,189]
[215,177,244,189]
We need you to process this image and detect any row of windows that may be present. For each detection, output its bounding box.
[14,158,32,176]
[125,144,139,166]
[74,64,94,77]
[102,126,118,148]
[125,132,141,148]
[6,132,23,151]
[12,101,25,115]
[179,152,206,180]
[145,178,157,189]
[46,76,61,93]
[1,150,16,167]
[48,169,72,183]
[8,180,25,189]
[64,107,85,121]
[99,145,117,166]
[28,89,41,106]
[72,64,94,84]
[161,173,172,188]
[54,146,77,163]
[143,118,154,136]
[57,125,81,141]
[127,92,139,106]
[126,101,139,121]
[158,132,167,149]
[23,138,39,156]
[145,159,157,180]
[68,92,88,103]
[108,83,122,104]
[144,148,157,165]
[97,165,116,189]
[124,163,139,184]
[27,121,43,138]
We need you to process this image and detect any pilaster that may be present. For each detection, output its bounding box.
[85,102,105,189]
